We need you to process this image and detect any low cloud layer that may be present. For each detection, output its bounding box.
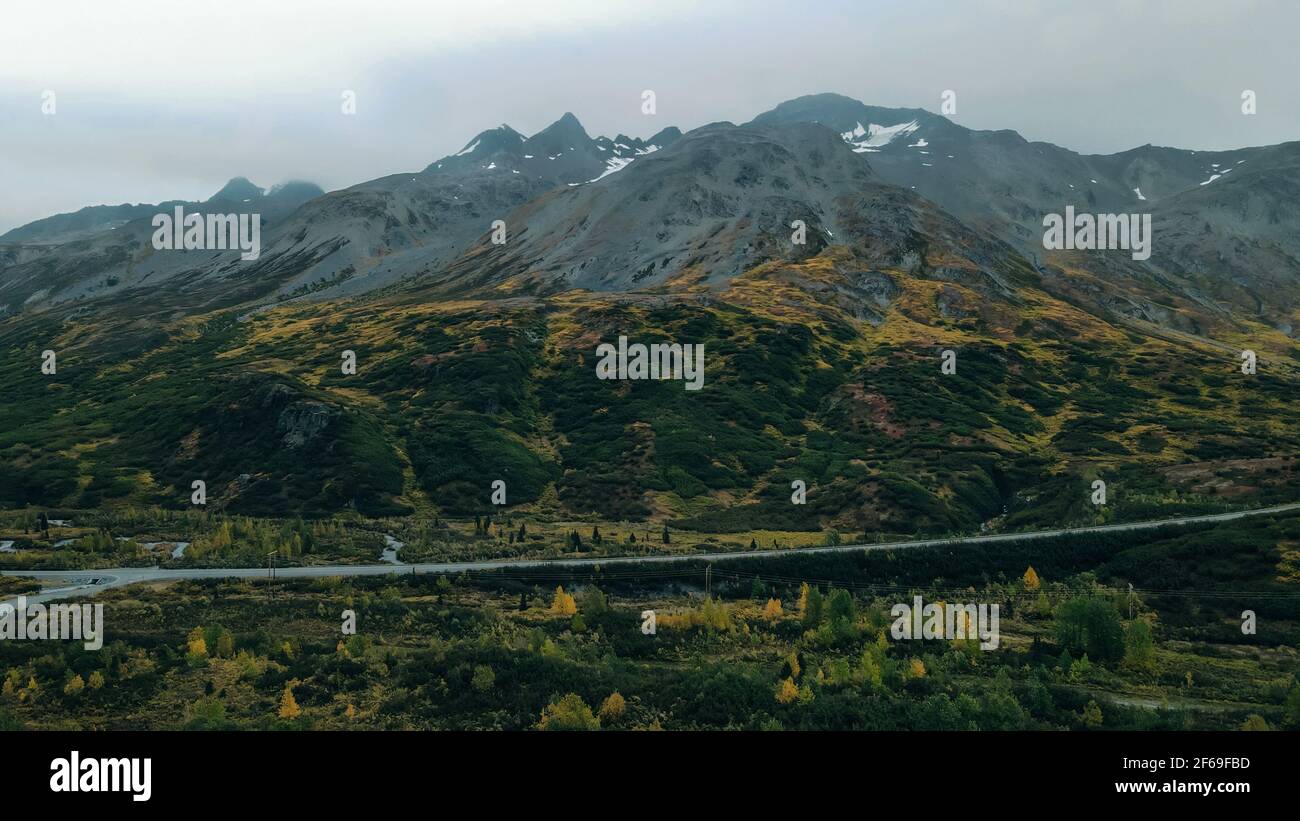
[2,0,1296,233]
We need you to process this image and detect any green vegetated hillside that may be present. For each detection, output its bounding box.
[2,246,1299,537]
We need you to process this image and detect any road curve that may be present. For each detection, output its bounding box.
[5,501,1298,606]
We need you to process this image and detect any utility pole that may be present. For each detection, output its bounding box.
[704,565,711,599]
[1128,583,1134,619]
[267,550,277,603]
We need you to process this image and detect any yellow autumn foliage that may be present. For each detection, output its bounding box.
[776,677,798,704]
[1023,566,1042,591]
[551,586,577,615]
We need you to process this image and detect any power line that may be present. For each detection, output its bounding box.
[407,564,1300,602]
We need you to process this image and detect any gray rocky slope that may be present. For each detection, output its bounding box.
[3,94,1297,337]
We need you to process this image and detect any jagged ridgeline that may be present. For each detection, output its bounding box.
[4,97,1300,532]
[3,244,1298,530]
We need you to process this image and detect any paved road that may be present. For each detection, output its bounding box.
[5,501,1299,606]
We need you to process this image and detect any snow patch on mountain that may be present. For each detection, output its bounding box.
[587,155,635,183]
[840,120,921,153]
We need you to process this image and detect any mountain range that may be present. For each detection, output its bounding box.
[5,92,1299,337]
[3,93,1299,532]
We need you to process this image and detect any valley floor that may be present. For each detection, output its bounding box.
[3,506,1299,731]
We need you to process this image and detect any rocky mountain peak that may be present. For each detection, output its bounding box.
[207,177,265,203]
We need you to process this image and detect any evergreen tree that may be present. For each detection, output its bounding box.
[826,588,855,626]
[802,587,825,628]
[1058,648,1074,675]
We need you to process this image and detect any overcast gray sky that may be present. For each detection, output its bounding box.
[2,0,1297,234]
